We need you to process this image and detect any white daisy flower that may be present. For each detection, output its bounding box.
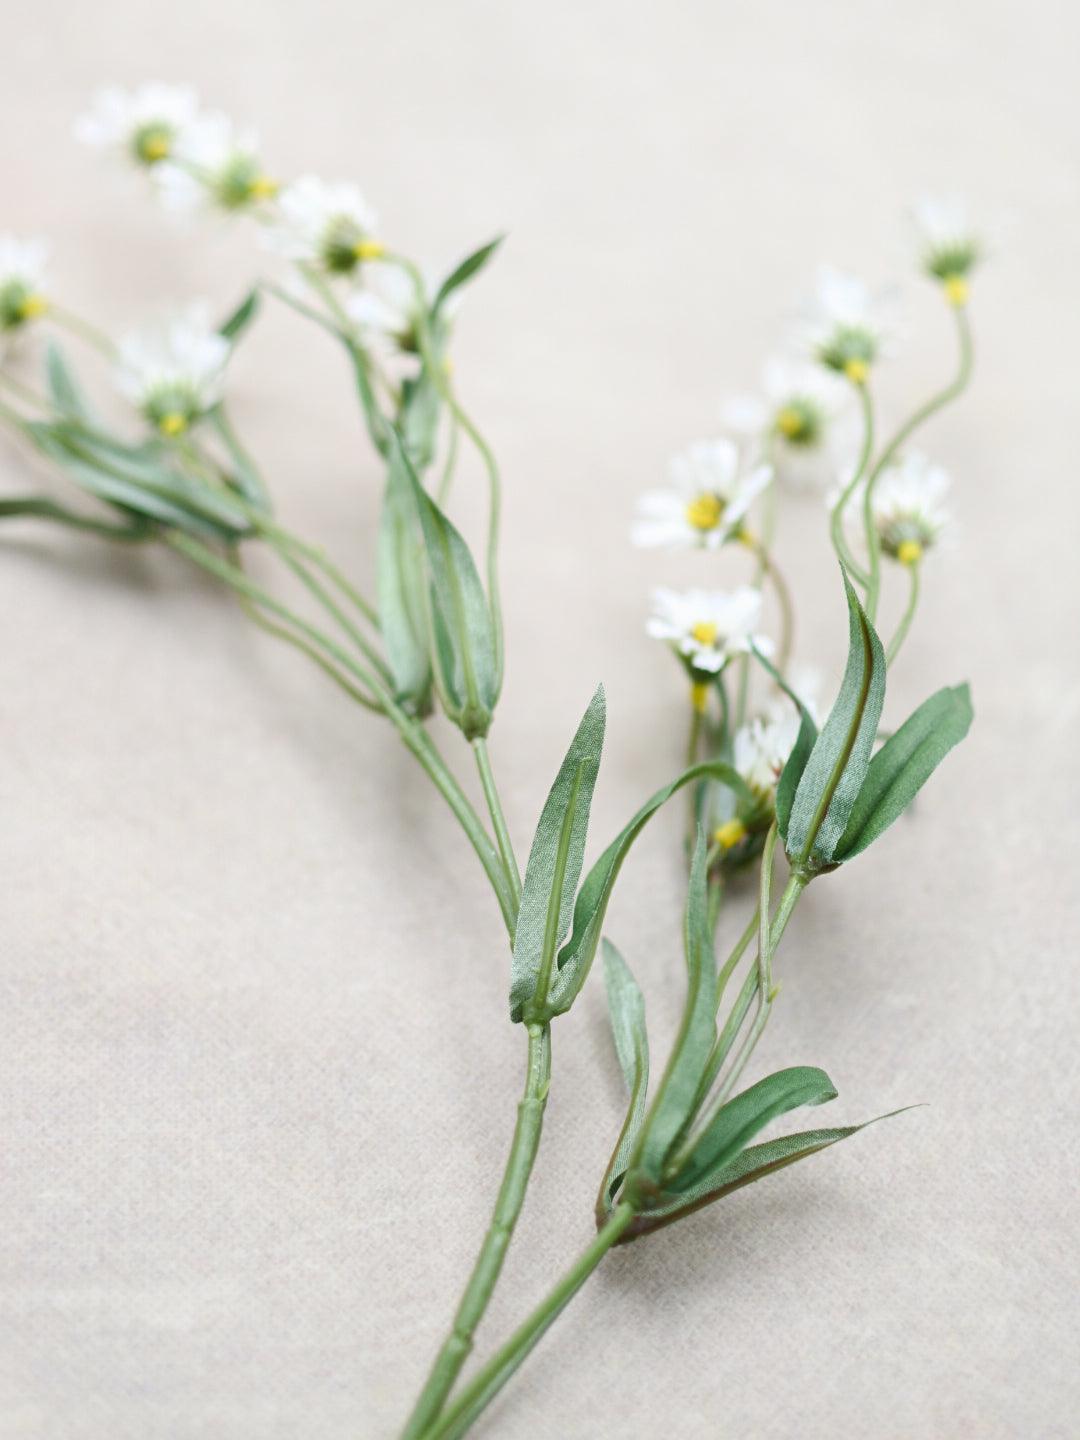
[114,304,231,436]
[909,195,981,304]
[733,708,802,802]
[154,112,276,214]
[829,451,951,565]
[795,265,900,384]
[263,176,381,275]
[0,235,49,332]
[74,84,201,168]
[633,439,772,550]
[646,585,772,675]
[721,357,855,490]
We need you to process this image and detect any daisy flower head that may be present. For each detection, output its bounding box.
[154,112,277,214]
[74,84,201,169]
[867,451,952,565]
[796,266,900,385]
[721,357,854,490]
[264,176,381,276]
[646,585,772,676]
[0,236,49,332]
[633,438,771,550]
[115,304,231,436]
[730,669,821,815]
[910,195,981,305]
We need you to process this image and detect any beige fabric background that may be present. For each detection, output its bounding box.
[2,2,1078,1436]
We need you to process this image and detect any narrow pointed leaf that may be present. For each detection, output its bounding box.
[619,1108,911,1239]
[206,407,270,512]
[633,833,718,1185]
[751,646,820,844]
[597,940,650,1217]
[433,236,504,317]
[510,686,606,1022]
[785,573,885,870]
[669,1065,838,1195]
[376,449,433,710]
[395,433,497,737]
[834,683,973,861]
[218,288,260,342]
[44,342,91,422]
[545,760,753,1018]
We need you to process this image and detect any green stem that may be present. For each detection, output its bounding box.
[420,1202,637,1440]
[746,538,794,676]
[472,736,522,914]
[885,561,921,666]
[0,495,152,541]
[401,1025,552,1439]
[829,384,874,586]
[46,304,116,358]
[863,306,973,624]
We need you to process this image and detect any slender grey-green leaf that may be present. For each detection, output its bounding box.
[399,365,441,471]
[433,236,504,317]
[545,760,754,1018]
[632,833,718,1187]
[510,687,606,1022]
[206,406,270,513]
[376,449,433,710]
[834,683,973,861]
[621,1108,910,1237]
[44,342,91,422]
[395,433,497,737]
[597,940,650,1216]
[218,288,260,342]
[668,1065,837,1196]
[785,573,885,870]
[751,646,820,844]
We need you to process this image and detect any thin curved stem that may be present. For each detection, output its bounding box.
[472,736,522,913]
[46,304,116,358]
[401,1024,551,1438]
[885,561,921,666]
[829,383,874,586]
[0,495,152,542]
[420,1202,637,1440]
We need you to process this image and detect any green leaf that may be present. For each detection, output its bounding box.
[620,1108,910,1238]
[632,833,718,1187]
[399,364,441,471]
[834,683,973,861]
[668,1065,838,1196]
[433,236,504,318]
[785,572,885,871]
[395,433,498,737]
[218,288,260,342]
[376,449,433,711]
[751,646,819,844]
[206,407,270,513]
[597,940,650,1218]
[510,686,606,1022]
[545,760,754,1018]
[44,342,92,422]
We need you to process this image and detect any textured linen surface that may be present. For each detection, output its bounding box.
[1,3,1078,1437]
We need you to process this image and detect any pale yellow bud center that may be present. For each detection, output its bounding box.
[159,412,188,437]
[714,818,747,851]
[843,357,869,385]
[18,293,48,319]
[353,238,385,261]
[943,274,969,307]
[897,539,923,566]
[685,492,723,531]
[249,175,279,200]
[143,135,170,162]
[776,406,803,438]
[690,621,719,647]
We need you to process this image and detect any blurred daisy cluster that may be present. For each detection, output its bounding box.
[632,198,984,871]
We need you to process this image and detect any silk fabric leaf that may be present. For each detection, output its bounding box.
[597,940,651,1216]
[376,449,433,709]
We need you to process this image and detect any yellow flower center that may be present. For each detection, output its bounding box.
[690,680,709,713]
[158,412,188,437]
[18,293,48,319]
[353,238,385,261]
[249,175,279,200]
[942,274,969,307]
[843,357,869,385]
[776,406,804,438]
[714,818,747,851]
[685,492,723,531]
[143,134,170,162]
[897,538,923,566]
[690,621,719,646]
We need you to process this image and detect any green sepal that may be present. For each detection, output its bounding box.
[510,686,606,1023]
[218,288,260,342]
[666,1065,838,1196]
[376,447,434,714]
[433,236,504,319]
[784,572,885,872]
[631,832,718,1187]
[44,342,92,422]
[544,760,753,1018]
[596,940,650,1220]
[833,683,973,860]
[394,432,498,738]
